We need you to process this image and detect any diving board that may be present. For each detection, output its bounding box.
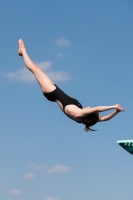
[117,140,133,154]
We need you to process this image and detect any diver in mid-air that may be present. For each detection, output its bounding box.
[18,39,124,131]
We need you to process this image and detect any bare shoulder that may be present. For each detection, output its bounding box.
[65,106,91,117]
[75,106,99,117]
[64,105,83,118]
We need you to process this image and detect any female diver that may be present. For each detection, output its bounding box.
[18,39,124,131]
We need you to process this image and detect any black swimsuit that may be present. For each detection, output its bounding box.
[43,84,83,122]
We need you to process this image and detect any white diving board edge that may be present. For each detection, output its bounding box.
[117,140,133,154]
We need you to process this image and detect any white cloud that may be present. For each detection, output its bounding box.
[47,71,71,81]
[57,53,64,57]
[9,189,21,195]
[56,37,70,46]
[29,164,46,170]
[48,165,71,174]
[24,173,35,180]
[5,61,71,82]
[45,198,59,200]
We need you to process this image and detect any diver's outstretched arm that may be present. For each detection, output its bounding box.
[98,109,121,122]
[75,104,124,118]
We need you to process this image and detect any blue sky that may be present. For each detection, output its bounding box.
[0,0,133,199]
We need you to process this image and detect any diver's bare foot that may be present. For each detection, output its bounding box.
[18,39,25,56]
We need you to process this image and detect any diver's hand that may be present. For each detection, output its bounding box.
[115,104,125,112]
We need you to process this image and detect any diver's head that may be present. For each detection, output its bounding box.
[83,113,99,131]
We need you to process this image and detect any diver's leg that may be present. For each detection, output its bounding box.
[18,39,55,93]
